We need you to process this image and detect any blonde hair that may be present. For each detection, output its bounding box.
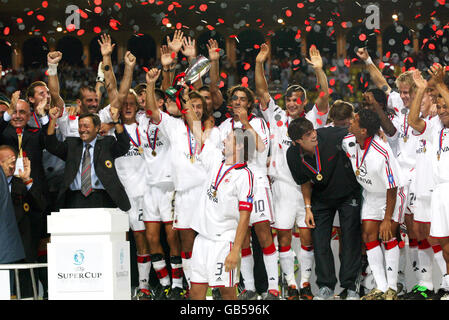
[395,70,416,95]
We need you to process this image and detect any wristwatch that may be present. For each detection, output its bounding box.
[305,204,312,209]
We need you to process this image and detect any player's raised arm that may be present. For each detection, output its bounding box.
[47,51,65,111]
[98,34,118,103]
[306,46,329,114]
[407,70,427,134]
[255,43,271,110]
[357,47,391,96]
[206,39,224,110]
[145,68,162,123]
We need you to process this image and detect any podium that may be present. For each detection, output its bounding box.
[47,208,131,300]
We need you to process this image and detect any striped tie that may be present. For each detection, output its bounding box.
[81,144,92,197]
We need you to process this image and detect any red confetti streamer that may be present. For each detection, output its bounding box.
[77,29,85,36]
[297,3,304,8]
[293,59,300,65]
[274,94,282,100]
[115,2,121,9]
[218,18,224,24]
[199,4,208,11]
[330,66,337,72]
[220,72,227,79]
[42,1,48,8]
[16,18,23,24]
[93,26,102,34]
[429,43,436,50]
[94,0,102,5]
[94,6,102,14]
[359,33,366,41]
[243,63,251,71]
[67,24,76,32]
[27,11,34,16]
[162,18,169,25]
[176,22,182,29]
[37,14,45,21]
[206,25,215,30]
[329,79,335,86]
[286,10,292,17]
[3,27,10,35]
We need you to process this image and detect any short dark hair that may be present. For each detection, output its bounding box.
[79,113,101,127]
[79,86,96,100]
[155,88,166,101]
[367,88,387,108]
[188,90,209,122]
[329,100,354,122]
[198,85,210,92]
[358,108,381,137]
[287,117,314,141]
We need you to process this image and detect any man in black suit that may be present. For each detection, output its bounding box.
[45,107,131,211]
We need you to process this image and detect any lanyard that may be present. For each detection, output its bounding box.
[438,128,445,160]
[212,162,245,196]
[146,122,159,156]
[355,137,373,176]
[125,125,143,154]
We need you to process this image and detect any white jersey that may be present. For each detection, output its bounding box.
[114,122,146,198]
[190,138,254,242]
[420,117,449,185]
[261,96,328,185]
[156,112,208,191]
[139,114,173,186]
[218,114,269,184]
[386,92,418,182]
[342,134,402,194]
[412,115,439,197]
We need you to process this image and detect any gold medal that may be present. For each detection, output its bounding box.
[152,150,157,157]
[316,173,323,181]
[105,160,113,168]
[403,136,408,143]
[423,147,426,153]
[190,157,195,164]
[138,147,143,154]
[355,169,360,176]
[213,190,217,197]
[23,203,30,212]
[438,153,441,161]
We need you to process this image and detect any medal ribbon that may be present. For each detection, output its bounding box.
[213,161,245,191]
[301,146,322,176]
[146,123,158,153]
[403,111,409,139]
[356,136,373,171]
[186,124,196,159]
[438,128,445,157]
[125,126,141,149]
[32,112,41,129]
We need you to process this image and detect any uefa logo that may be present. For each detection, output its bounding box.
[73,250,85,266]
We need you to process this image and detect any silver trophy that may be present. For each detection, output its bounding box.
[166,55,211,106]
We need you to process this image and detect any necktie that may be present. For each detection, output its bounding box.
[81,144,92,197]
[16,128,23,158]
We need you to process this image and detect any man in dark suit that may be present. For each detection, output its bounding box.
[45,107,131,211]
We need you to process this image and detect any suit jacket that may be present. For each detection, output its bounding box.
[0,169,25,263]
[44,130,131,211]
[10,177,47,262]
[0,118,48,193]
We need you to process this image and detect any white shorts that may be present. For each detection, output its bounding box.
[404,181,415,215]
[127,196,145,232]
[173,185,202,230]
[250,177,274,227]
[413,195,431,224]
[430,183,449,239]
[143,183,175,223]
[271,179,306,230]
[361,188,405,223]
[190,234,239,288]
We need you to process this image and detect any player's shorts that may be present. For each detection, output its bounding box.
[271,179,306,230]
[127,196,145,232]
[413,195,431,224]
[190,234,239,288]
[249,176,274,227]
[143,183,175,223]
[361,187,406,224]
[173,185,202,230]
[405,180,416,215]
[430,183,449,239]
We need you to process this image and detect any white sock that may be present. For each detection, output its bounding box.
[263,243,279,291]
[433,245,447,277]
[181,251,192,288]
[279,246,297,287]
[409,238,419,274]
[152,255,171,287]
[299,245,314,288]
[418,240,434,290]
[137,254,151,290]
[170,256,184,289]
[366,240,388,292]
[383,238,399,291]
[240,247,256,291]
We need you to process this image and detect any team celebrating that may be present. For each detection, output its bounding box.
[1,28,449,301]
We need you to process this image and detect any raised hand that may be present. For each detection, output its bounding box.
[47,51,63,65]
[35,98,48,117]
[167,30,184,54]
[412,69,427,90]
[8,90,20,115]
[48,105,60,120]
[305,45,323,69]
[124,51,136,68]
[356,47,370,62]
[428,63,446,85]
[255,43,269,64]
[160,45,174,68]
[19,157,31,182]
[146,68,161,84]
[181,37,197,60]
[0,153,16,176]
[207,39,221,61]
[98,34,116,56]
[110,106,120,123]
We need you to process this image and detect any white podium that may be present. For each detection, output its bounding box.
[47,208,131,300]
